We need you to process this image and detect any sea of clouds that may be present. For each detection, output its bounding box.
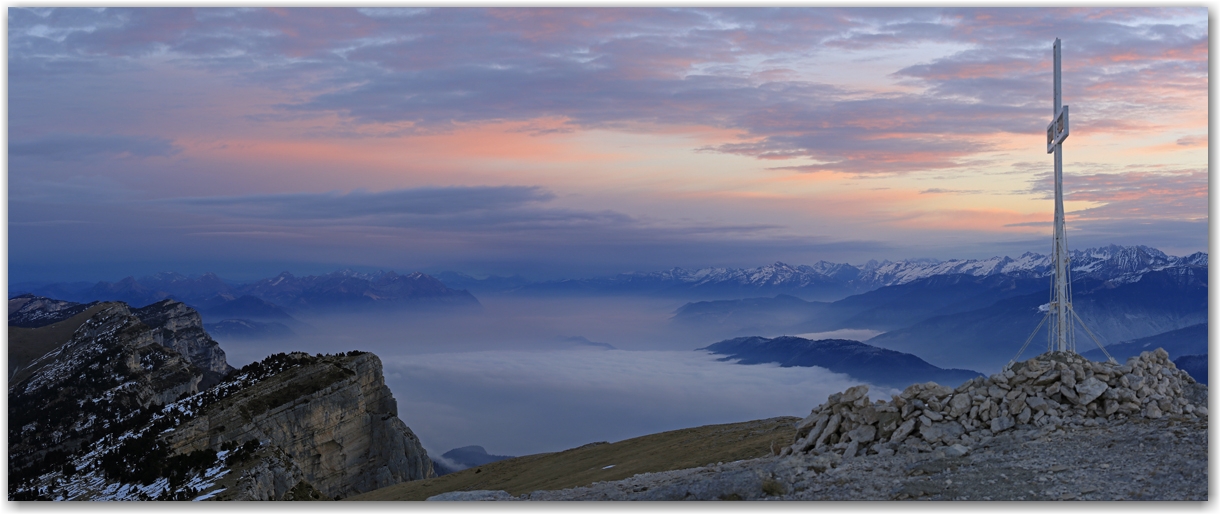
[383,348,871,457]
[218,294,884,458]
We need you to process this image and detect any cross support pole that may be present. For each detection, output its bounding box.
[1020,40,1108,363]
[1049,38,1072,353]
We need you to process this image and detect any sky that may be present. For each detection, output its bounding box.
[7,7,1209,283]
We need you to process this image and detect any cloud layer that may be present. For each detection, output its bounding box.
[385,349,870,457]
[11,8,1206,174]
[8,8,1208,282]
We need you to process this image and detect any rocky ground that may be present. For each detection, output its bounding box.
[429,349,1208,501]
[430,415,1206,501]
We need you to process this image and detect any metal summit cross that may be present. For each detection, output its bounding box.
[1010,39,1114,366]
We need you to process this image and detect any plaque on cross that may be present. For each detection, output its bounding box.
[1046,105,1068,153]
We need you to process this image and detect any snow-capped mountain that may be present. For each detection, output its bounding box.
[650,261,843,289]
[825,244,1201,289]
[490,245,1204,301]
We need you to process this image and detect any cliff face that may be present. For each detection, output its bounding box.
[10,302,205,482]
[166,352,433,499]
[14,301,203,413]
[9,298,432,501]
[133,299,235,385]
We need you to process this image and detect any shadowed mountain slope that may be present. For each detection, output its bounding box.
[699,336,982,390]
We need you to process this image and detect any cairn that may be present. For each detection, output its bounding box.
[782,348,1207,459]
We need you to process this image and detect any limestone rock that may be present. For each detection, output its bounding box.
[167,352,433,499]
[841,384,870,404]
[228,449,310,501]
[843,440,860,459]
[9,303,207,476]
[1075,377,1109,405]
[948,394,971,417]
[795,412,827,440]
[850,424,877,444]
[786,349,1204,461]
[920,421,965,445]
[1034,370,1059,386]
[890,419,917,444]
[133,300,235,381]
[876,411,902,440]
[990,415,1015,433]
[815,414,842,449]
[796,414,831,452]
[943,444,970,458]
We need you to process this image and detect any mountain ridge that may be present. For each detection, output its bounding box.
[12,269,481,318]
[434,245,1205,301]
[699,336,982,389]
[8,298,434,500]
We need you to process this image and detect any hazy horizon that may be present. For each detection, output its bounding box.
[8,240,1206,287]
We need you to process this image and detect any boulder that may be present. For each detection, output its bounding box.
[890,419,917,444]
[948,394,971,417]
[1075,377,1109,405]
[943,444,969,458]
[919,421,964,445]
[841,385,870,404]
[815,414,841,449]
[850,424,877,444]
[990,415,1015,433]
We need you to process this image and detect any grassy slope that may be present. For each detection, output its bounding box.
[346,416,798,501]
[9,304,108,383]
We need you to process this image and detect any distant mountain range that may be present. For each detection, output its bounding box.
[700,336,982,390]
[1080,324,1207,364]
[438,245,1206,301]
[864,268,1205,372]
[12,270,482,325]
[674,246,1207,373]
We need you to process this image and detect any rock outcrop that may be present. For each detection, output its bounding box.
[13,302,204,419]
[781,349,1205,459]
[133,300,235,385]
[165,352,434,500]
[9,299,432,501]
[9,302,208,491]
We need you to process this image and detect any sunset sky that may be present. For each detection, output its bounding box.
[8,7,1209,282]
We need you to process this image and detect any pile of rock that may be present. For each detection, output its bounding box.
[781,349,1207,459]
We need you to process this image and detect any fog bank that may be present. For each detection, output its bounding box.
[213,294,881,457]
[384,349,875,457]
